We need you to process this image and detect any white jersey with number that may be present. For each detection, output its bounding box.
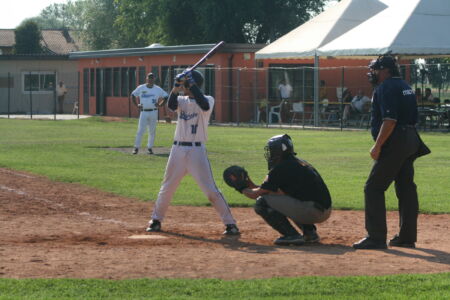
[150,93,237,226]
[132,84,168,110]
[173,95,214,142]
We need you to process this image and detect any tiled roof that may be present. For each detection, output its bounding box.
[0,29,82,54]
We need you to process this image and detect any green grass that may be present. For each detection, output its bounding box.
[0,117,449,299]
[0,273,449,299]
[0,117,448,212]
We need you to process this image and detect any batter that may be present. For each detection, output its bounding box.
[146,70,240,235]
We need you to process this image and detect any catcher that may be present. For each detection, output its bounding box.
[223,134,332,246]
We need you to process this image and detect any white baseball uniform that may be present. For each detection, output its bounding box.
[151,95,237,225]
[132,84,168,149]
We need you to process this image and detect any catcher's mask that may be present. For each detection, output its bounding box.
[367,54,400,85]
[264,134,295,170]
[183,69,204,88]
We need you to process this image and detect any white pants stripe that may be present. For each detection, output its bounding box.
[134,110,157,149]
[151,144,236,225]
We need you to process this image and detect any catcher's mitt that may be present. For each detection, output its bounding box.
[223,165,249,193]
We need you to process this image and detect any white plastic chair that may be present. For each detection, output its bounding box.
[290,102,304,124]
[269,100,285,123]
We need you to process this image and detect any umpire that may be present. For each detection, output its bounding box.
[241,134,332,246]
[353,55,430,250]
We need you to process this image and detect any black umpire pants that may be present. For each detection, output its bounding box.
[364,126,421,243]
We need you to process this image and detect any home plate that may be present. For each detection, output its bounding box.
[128,234,167,240]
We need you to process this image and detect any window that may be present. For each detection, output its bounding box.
[151,66,159,85]
[138,66,146,84]
[104,68,112,96]
[90,69,95,96]
[113,68,120,96]
[22,72,56,93]
[128,67,136,94]
[83,68,89,96]
[121,67,128,97]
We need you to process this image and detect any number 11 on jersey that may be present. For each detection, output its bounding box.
[191,124,198,134]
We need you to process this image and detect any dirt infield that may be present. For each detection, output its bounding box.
[0,167,449,280]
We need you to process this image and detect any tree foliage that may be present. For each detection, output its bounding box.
[29,0,328,50]
[14,20,43,54]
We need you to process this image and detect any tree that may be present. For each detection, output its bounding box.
[14,20,43,54]
[115,0,327,46]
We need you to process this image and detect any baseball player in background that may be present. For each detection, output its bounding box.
[131,73,168,155]
[146,70,240,235]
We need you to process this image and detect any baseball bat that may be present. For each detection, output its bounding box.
[176,41,225,81]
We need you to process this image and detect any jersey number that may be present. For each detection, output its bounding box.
[191,124,198,134]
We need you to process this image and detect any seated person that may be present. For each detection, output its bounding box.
[424,88,434,102]
[342,89,371,121]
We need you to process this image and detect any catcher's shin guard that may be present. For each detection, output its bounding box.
[254,196,299,236]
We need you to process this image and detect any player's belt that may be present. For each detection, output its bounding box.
[142,108,157,111]
[173,141,202,146]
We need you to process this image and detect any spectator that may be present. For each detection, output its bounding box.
[342,89,371,122]
[424,88,434,102]
[56,81,68,114]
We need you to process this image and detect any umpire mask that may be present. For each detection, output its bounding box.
[264,134,295,170]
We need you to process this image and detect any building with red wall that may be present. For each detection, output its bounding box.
[69,43,264,122]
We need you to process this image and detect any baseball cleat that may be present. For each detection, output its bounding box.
[132,148,139,155]
[304,231,320,243]
[223,224,240,235]
[352,237,387,249]
[146,219,161,232]
[147,148,153,155]
[389,235,415,248]
[274,235,305,246]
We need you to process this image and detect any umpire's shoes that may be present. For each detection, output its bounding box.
[223,224,240,235]
[147,148,153,155]
[389,234,415,248]
[274,234,305,246]
[146,219,161,232]
[132,148,139,155]
[353,237,387,250]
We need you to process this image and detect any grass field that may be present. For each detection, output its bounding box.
[0,117,449,299]
[0,117,448,212]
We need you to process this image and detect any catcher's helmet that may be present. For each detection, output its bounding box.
[184,70,204,88]
[264,134,295,169]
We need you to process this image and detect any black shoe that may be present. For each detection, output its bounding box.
[132,148,138,155]
[353,237,387,249]
[223,224,240,235]
[274,235,305,246]
[389,235,415,248]
[146,219,161,232]
[147,148,153,155]
[304,231,320,243]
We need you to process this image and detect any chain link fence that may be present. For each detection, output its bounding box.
[1,63,449,131]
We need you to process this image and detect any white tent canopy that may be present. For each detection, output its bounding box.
[318,0,450,58]
[255,0,388,59]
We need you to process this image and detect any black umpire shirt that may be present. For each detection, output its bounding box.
[371,77,418,140]
[261,155,332,209]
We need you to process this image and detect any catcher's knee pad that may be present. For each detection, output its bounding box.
[254,196,271,217]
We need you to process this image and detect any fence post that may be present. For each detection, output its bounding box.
[236,68,240,125]
[77,71,80,119]
[313,54,319,127]
[340,67,345,131]
[302,67,305,128]
[54,71,57,120]
[29,71,33,119]
[7,72,11,118]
